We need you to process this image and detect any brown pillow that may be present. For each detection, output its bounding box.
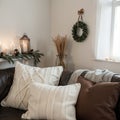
[76,76,120,120]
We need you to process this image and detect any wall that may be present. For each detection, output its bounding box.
[1,0,120,72]
[0,0,50,67]
[51,0,120,73]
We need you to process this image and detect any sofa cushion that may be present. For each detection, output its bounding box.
[76,76,120,120]
[0,106,25,120]
[58,71,73,86]
[0,68,15,103]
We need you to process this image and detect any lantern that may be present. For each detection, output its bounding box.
[20,34,30,53]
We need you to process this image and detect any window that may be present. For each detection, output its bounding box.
[96,0,120,62]
[112,0,120,60]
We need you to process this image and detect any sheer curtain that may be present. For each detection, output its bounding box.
[96,0,112,60]
[112,3,120,61]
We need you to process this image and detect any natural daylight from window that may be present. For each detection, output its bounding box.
[96,0,120,62]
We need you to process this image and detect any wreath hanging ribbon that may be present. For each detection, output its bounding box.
[72,9,88,42]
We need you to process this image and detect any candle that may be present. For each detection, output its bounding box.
[2,45,8,54]
[22,40,28,52]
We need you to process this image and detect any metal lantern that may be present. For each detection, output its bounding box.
[20,34,30,53]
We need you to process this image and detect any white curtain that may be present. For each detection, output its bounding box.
[96,0,112,60]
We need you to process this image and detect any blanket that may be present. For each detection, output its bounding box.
[68,69,115,84]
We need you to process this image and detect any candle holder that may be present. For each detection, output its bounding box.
[20,34,30,53]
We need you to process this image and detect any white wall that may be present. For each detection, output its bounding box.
[1,0,120,73]
[0,0,50,67]
[51,0,120,73]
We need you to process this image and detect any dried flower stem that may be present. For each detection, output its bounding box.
[53,35,67,68]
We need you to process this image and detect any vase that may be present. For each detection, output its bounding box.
[56,55,66,69]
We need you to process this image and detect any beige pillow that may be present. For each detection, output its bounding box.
[22,82,81,120]
[1,62,63,110]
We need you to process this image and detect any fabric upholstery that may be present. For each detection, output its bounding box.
[76,76,120,120]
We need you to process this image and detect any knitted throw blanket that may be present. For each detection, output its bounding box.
[68,69,115,84]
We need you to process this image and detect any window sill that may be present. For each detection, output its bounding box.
[94,59,120,64]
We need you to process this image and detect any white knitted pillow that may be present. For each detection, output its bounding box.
[22,82,81,120]
[1,62,63,110]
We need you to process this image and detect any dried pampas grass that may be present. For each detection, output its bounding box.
[53,35,67,68]
[53,35,67,57]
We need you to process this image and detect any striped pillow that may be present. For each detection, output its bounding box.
[1,62,63,110]
[22,82,81,120]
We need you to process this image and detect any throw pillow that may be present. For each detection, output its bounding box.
[22,82,81,120]
[76,76,120,120]
[112,74,120,120]
[1,62,63,110]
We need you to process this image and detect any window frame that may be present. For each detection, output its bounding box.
[110,0,120,58]
[96,0,120,62]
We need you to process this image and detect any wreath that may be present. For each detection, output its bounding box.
[72,9,88,42]
[72,21,88,42]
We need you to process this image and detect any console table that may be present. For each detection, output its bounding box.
[0,59,33,69]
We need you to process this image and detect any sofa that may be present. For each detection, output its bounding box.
[0,67,120,120]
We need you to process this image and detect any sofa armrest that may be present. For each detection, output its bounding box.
[0,68,15,102]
